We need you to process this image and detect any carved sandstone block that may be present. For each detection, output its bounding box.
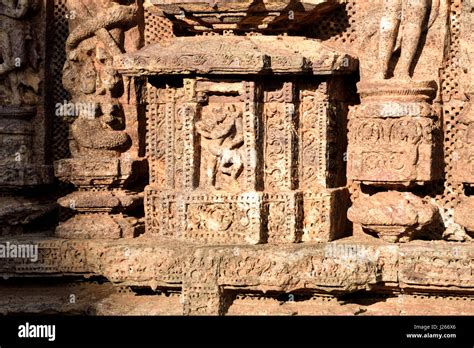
[302,188,350,243]
[348,80,441,186]
[453,100,474,185]
[145,188,263,245]
[348,191,439,243]
[454,197,474,236]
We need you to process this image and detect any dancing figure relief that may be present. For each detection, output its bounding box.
[196,104,244,189]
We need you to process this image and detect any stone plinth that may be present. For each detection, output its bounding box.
[348,80,441,187]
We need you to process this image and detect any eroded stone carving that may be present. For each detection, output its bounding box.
[348,191,439,243]
[196,103,244,190]
[0,0,53,235]
[454,197,474,237]
[2,0,473,317]
[377,0,439,80]
[0,0,39,106]
[54,0,144,239]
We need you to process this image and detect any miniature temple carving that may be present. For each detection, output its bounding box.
[0,0,473,317]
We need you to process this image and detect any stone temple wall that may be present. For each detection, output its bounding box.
[0,0,473,315]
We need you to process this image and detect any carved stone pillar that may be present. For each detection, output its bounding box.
[54,0,146,239]
[0,0,54,235]
[345,0,450,243]
[347,80,442,243]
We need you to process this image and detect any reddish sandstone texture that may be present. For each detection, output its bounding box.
[0,0,472,315]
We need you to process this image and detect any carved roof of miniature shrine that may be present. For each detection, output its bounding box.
[115,35,358,76]
[147,0,343,32]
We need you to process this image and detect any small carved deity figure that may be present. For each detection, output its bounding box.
[377,0,438,80]
[0,0,38,105]
[196,104,244,189]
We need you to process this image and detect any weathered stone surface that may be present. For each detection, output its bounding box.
[115,36,356,76]
[0,236,473,315]
[454,198,474,236]
[1,0,473,316]
[149,0,343,32]
[58,191,142,213]
[348,192,439,243]
[0,196,56,235]
[56,214,140,239]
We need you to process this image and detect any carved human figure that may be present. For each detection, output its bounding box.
[0,0,37,105]
[196,104,244,189]
[377,0,438,80]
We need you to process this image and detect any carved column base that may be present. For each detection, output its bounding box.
[145,188,263,245]
[55,158,146,188]
[56,214,139,239]
[55,191,143,239]
[348,191,440,243]
[348,79,441,187]
[55,158,146,239]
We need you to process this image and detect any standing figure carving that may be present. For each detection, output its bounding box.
[0,0,39,105]
[378,0,440,80]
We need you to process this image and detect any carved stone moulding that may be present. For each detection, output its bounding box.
[54,157,146,239]
[57,191,142,214]
[149,0,343,32]
[115,36,357,76]
[145,187,349,245]
[357,80,438,103]
[348,191,440,243]
[0,164,52,189]
[56,214,139,240]
[347,116,440,186]
[54,157,146,189]
[454,197,474,237]
[145,188,263,245]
